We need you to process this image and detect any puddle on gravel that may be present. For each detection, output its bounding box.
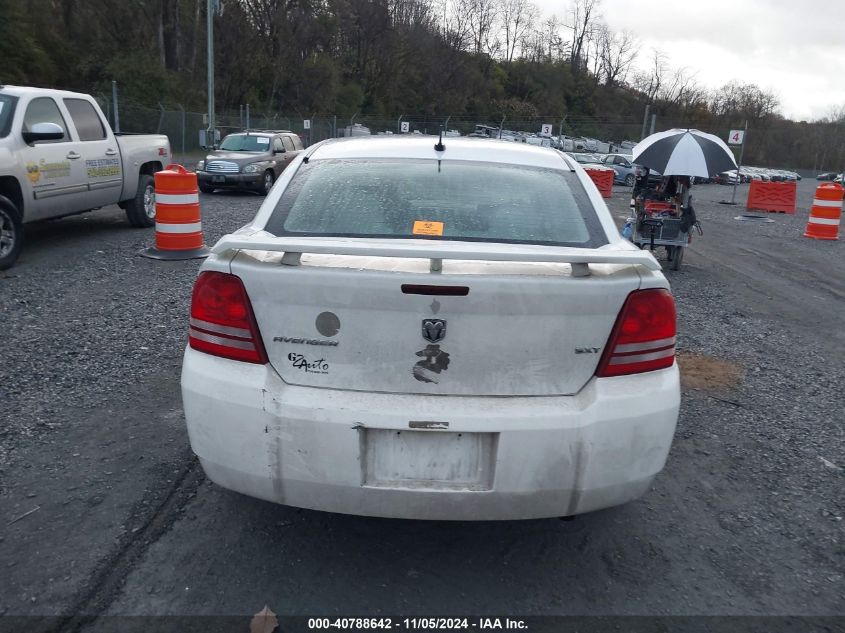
[677,351,744,390]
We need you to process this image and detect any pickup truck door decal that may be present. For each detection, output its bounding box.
[85,157,122,190]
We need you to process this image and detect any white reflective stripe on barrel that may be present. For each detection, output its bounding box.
[155,222,203,233]
[812,198,843,208]
[155,193,200,205]
[807,217,840,226]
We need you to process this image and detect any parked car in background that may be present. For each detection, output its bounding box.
[524,136,552,148]
[564,152,605,167]
[196,130,303,195]
[816,172,838,181]
[0,85,170,269]
[720,170,742,185]
[602,154,638,186]
[602,153,661,186]
[181,136,681,520]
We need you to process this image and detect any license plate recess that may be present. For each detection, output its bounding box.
[363,429,496,491]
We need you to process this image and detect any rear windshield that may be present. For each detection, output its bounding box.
[219,134,271,151]
[265,159,607,247]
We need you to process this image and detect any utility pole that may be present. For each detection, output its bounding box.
[641,104,651,140]
[649,113,656,135]
[206,0,220,147]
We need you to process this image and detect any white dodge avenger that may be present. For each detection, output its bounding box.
[181,136,680,520]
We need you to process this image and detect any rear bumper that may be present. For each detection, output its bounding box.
[181,348,680,520]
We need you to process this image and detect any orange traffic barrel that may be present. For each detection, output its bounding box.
[140,164,210,260]
[804,182,842,241]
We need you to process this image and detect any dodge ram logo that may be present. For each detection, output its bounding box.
[421,319,447,343]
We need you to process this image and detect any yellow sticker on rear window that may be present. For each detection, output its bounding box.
[413,221,444,236]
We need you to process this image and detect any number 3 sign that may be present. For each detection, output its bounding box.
[728,130,745,145]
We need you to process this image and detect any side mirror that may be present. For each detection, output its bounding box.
[23,122,65,144]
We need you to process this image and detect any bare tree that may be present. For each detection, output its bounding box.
[442,0,473,50]
[658,66,696,104]
[499,0,537,62]
[535,15,565,63]
[632,48,668,103]
[597,25,638,86]
[711,81,779,119]
[459,0,500,55]
[566,0,599,71]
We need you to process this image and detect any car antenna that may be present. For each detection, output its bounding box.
[434,127,445,152]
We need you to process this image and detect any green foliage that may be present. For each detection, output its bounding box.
[336,82,365,117]
[1,0,839,169]
[97,54,176,106]
[0,2,53,85]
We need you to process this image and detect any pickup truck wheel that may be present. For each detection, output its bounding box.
[0,196,24,271]
[624,174,635,187]
[125,174,156,228]
[260,170,275,196]
[199,183,215,194]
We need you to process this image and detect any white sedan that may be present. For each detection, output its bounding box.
[181,136,680,520]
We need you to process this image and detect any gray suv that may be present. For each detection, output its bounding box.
[197,131,304,195]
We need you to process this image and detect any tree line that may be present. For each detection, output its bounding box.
[1,0,843,171]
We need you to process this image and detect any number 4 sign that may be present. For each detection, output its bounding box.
[728,130,744,145]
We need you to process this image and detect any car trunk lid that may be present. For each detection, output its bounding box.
[224,236,652,397]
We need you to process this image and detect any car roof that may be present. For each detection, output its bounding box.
[309,136,570,170]
[0,84,92,99]
[229,130,292,136]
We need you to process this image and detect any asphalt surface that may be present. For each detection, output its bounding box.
[0,177,843,630]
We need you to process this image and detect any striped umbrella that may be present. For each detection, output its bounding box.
[632,129,738,177]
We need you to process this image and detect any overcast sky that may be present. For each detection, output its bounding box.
[530,0,845,121]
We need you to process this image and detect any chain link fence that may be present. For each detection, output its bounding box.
[93,96,657,155]
[93,96,825,172]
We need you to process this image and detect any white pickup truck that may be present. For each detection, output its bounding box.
[0,85,171,269]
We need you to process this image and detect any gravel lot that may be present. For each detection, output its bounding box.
[0,175,842,628]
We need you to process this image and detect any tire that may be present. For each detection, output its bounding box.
[624,174,635,187]
[260,170,275,196]
[667,246,684,271]
[0,195,24,270]
[199,183,215,194]
[124,174,156,228]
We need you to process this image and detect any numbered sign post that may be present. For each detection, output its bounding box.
[303,119,312,147]
[540,123,553,138]
[400,121,410,134]
[729,122,747,205]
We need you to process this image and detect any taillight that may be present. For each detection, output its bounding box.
[595,288,676,377]
[188,271,268,364]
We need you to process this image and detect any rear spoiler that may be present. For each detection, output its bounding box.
[211,234,661,274]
